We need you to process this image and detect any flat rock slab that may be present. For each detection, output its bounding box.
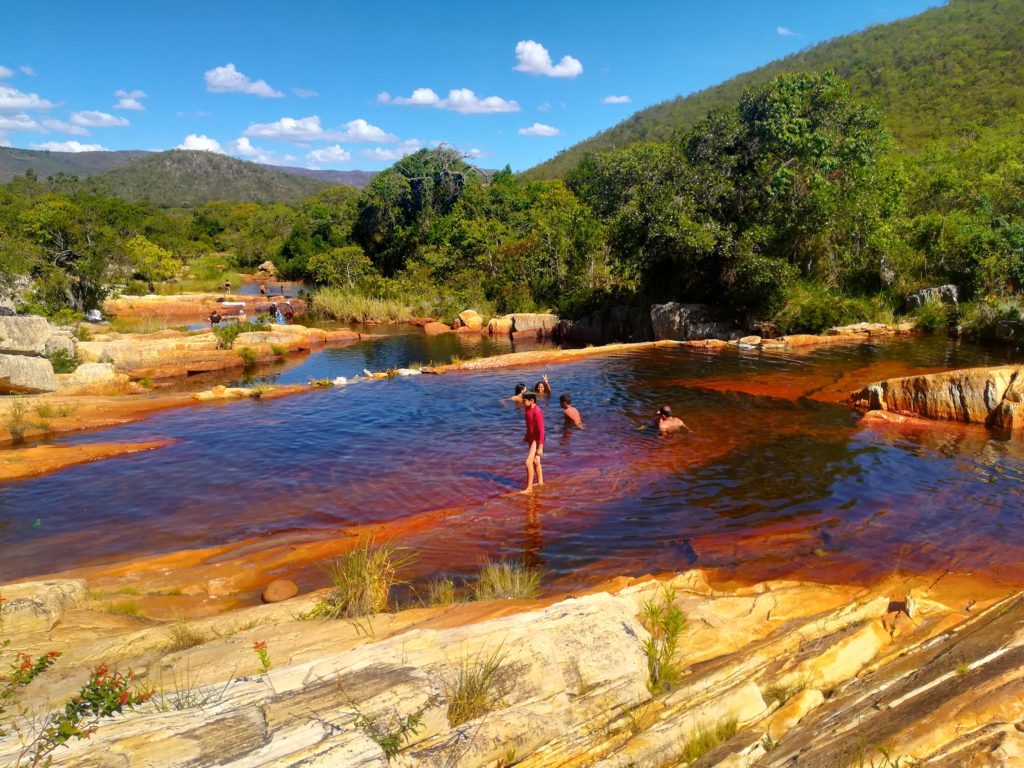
[0,315,54,356]
[0,579,88,632]
[0,353,56,393]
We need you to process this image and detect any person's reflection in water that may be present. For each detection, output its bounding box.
[522,492,545,570]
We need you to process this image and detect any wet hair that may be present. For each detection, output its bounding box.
[535,381,550,394]
[658,405,672,417]
[523,392,537,403]
[560,394,571,406]
[514,383,527,396]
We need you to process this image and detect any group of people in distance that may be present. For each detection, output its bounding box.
[511,374,686,493]
[208,300,293,327]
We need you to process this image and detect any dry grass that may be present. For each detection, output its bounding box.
[471,561,543,601]
[679,716,738,763]
[312,287,413,323]
[444,646,511,727]
[106,600,141,618]
[304,540,416,620]
[426,577,458,606]
[164,619,207,652]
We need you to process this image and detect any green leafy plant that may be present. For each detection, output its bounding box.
[355,707,425,759]
[213,319,269,349]
[471,560,543,601]
[238,347,258,370]
[303,540,416,620]
[253,641,272,674]
[444,646,511,727]
[639,586,686,694]
[679,716,738,763]
[46,348,79,374]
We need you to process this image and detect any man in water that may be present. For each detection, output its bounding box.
[560,394,582,427]
[656,404,687,433]
[522,392,545,492]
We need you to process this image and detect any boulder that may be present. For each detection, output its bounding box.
[559,306,653,345]
[55,362,129,395]
[423,321,452,335]
[44,332,76,358]
[996,321,1024,343]
[0,579,88,633]
[511,313,559,337]
[0,315,54,356]
[257,260,278,276]
[488,316,514,335]
[0,353,56,393]
[261,579,299,603]
[906,284,958,310]
[650,303,744,341]
[457,310,484,330]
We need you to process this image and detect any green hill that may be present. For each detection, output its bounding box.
[88,150,335,206]
[525,0,1024,179]
[0,147,148,182]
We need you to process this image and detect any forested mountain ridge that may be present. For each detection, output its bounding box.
[525,0,1024,179]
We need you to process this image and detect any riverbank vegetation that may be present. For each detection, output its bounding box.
[1,70,1022,337]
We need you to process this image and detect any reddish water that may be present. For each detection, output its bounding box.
[3,335,1024,592]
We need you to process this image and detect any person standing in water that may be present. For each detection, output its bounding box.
[560,394,582,427]
[522,392,545,492]
[656,404,686,432]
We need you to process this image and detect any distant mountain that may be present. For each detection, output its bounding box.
[524,0,1024,179]
[0,147,148,182]
[0,146,379,203]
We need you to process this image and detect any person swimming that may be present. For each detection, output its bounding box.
[656,404,686,432]
[560,394,582,427]
[535,374,551,396]
[511,383,527,403]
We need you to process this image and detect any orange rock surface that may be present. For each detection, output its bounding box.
[0,440,172,482]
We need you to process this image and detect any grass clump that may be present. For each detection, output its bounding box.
[471,560,542,601]
[108,316,189,335]
[270,343,288,356]
[355,708,425,759]
[426,577,458,606]
[106,600,141,618]
[639,586,686,694]
[679,716,738,763]
[911,298,954,334]
[164,619,207,652]
[444,646,511,727]
[213,319,269,349]
[3,398,31,442]
[763,674,811,707]
[304,540,416,620]
[238,346,258,370]
[312,287,413,323]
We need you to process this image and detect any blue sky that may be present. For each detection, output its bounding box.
[1,0,941,171]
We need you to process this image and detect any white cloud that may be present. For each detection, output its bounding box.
[306,145,352,166]
[518,122,560,137]
[361,140,422,162]
[602,95,631,104]
[379,88,519,114]
[70,110,129,127]
[0,114,41,132]
[777,26,801,37]
[29,140,107,152]
[338,118,394,142]
[0,85,56,112]
[513,40,583,78]
[20,66,36,76]
[243,115,394,143]
[176,134,224,153]
[114,89,147,111]
[0,66,12,79]
[293,88,318,98]
[226,137,293,165]
[42,118,90,136]
[204,63,283,98]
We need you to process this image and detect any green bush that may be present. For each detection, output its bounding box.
[957,297,1024,341]
[773,284,882,334]
[911,299,954,334]
[213,320,269,349]
[46,348,79,374]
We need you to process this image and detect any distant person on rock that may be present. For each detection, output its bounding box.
[223,279,232,295]
[656,404,687,433]
[237,308,247,324]
[535,374,552,397]
[259,283,268,297]
[209,309,222,326]
[560,394,582,427]
[522,392,545,493]
[280,301,295,323]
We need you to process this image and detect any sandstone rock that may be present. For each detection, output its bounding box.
[78,333,249,379]
[457,310,484,330]
[558,306,653,345]
[55,362,129,395]
[0,353,56,393]
[257,260,278,276]
[511,313,559,337]
[766,688,824,742]
[487,316,514,335]
[0,579,88,632]
[738,335,762,348]
[906,284,958,310]
[423,321,452,335]
[0,315,54,356]
[262,579,299,603]
[43,332,76,358]
[192,385,258,401]
[650,303,743,341]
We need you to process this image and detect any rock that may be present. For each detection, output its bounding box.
[906,284,958,310]
[558,306,653,345]
[262,579,299,603]
[487,316,514,335]
[55,362,129,395]
[0,315,54,356]
[738,335,762,348]
[257,260,278,276]
[0,579,88,632]
[457,310,484,330]
[650,303,743,341]
[996,321,1024,342]
[850,365,1024,429]
[43,332,76,359]
[766,688,825,742]
[511,313,559,337]
[423,321,452,335]
[0,353,56,393]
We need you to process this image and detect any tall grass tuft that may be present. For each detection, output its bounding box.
[679,716,738,762]
[471,560,543,601]
[164,619,207,652]
[4,398,31,442]
[312,287,413,323]
[305,540,416,619]
[444,646,511,727]
[639,586,686,694]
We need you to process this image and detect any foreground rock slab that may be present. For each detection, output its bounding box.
[0,440,172,482]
